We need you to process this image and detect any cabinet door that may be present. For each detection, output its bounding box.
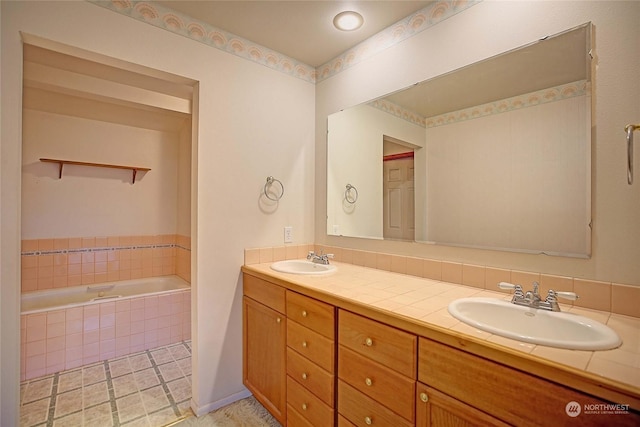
[243,296,287,425]
[416,383,509,427]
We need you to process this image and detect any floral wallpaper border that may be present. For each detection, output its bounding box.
[316,0,481,82]
[367,80,588,128]
[88,0,481,84]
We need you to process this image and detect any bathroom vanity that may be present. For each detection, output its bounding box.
[242,263,640,426]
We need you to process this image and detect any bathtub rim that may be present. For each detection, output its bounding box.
[21,275,190,315]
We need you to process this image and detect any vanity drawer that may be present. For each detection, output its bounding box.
[338,414,358,427]
[287,291,335,339]
[243,274,285,314]
[287,348,334,407]
[338,380,413,427]
[287,321,335,372]
[287,404,314,427]
[338,345,415,422]
[338,309,417,378]
[287,376,334,427]
[418,337,640,427]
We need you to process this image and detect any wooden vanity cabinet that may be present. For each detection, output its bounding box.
[337,309,417,426]
[416,383,508,427]
[243,270,639,427]
[286,290,337,426]
[243,275,287,425]
[418,337,640,427]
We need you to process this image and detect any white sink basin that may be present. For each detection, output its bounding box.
[448,297,621,350]
[270,260,337,275]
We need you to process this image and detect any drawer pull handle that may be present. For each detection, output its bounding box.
[364,416,372,425]
[365,337,373,347]
[365,377,373,386]
[420,392,429,403]
[276,317,281,323]
[302,310,308,317]
[302,403,308,411]
[302,373,308,380]
[302,341,308,348]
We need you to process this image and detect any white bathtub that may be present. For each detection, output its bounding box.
[21,275,190,314]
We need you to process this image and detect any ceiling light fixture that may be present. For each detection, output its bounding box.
[333,11,364,31]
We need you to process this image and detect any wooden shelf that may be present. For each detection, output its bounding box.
[40,158,150,184]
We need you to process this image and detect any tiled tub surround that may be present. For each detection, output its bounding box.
[20,341,192,427]
[243,249,640,397]
[20,287,191,382]
[21,234,191,292]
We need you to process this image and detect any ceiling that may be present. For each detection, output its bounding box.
[384,24,590,118]
[156,1,433,67]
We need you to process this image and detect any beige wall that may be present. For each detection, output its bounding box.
[1,1,315,424]
[423,94,589,256]
[22,109,182,238]
[316,1,640,286]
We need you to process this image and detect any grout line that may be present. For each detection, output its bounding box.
[104,359,122,427]
[21,341,192,427]
[147,349,183,418]
[44,372,59,427]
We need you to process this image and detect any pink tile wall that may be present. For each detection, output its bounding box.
[21,234,191,292]
[20,289,191,381]
[244,244,640,319]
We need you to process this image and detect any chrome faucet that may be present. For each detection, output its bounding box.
[307,250,333,265]
[498,282,579,312]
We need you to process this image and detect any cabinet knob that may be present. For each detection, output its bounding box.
[302,341,308,348]
[276,317,281,323]
[364,416,372,425]
[302,310,308,317]
[365,337,373,347]
[302,373,308,380]
[302,403,307,411]
[365,377,373,386]
[420,392,429,403]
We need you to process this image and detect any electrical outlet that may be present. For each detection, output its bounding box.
[284,226,293,243]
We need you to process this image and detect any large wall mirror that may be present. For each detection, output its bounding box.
[327,23,593,257]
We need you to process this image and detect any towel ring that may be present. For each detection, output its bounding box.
[264,176,284,201]
[345,184,358,204]
[626,124,639,185]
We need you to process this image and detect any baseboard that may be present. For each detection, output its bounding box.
[190,388,253,417]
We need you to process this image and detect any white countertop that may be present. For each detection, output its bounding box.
[245,261,640,393]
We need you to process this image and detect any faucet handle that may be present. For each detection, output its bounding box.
[555,291,579,301]
[498,282,524,298]
[498,282,516,290]
[546,289,579,301]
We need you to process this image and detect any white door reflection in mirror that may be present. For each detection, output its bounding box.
[383,138,415,241]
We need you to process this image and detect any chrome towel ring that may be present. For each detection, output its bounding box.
[345,184,358,204]
[626,124,639,185]
[264,176,284,201]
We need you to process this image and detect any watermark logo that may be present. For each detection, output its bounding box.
[565,401,631,417]
[565,401,581,417]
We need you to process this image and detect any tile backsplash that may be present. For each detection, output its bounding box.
[244,244,640,319]
[21,234,191,293]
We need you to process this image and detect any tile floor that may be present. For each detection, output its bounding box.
[20,341,192,427]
